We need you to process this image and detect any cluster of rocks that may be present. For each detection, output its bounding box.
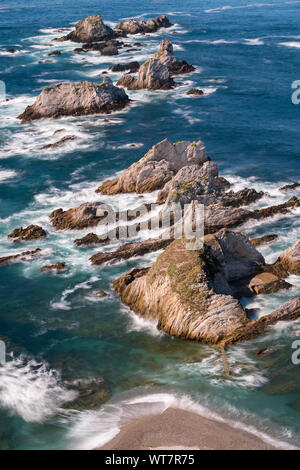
[117,40,195,90]
[18,77,129,123]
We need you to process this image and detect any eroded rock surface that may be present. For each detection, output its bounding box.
[8,225,46,243]
[0,248,43,266]
[18,78,129,122]
[61,15,114,43]
[114,14,172,35]
[278,240,300,274]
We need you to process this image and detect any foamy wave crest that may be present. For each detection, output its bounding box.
[205,1,300,13]
[0,169,18,182]
[0,356,76,422]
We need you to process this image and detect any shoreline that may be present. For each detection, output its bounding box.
[97,407,281,451]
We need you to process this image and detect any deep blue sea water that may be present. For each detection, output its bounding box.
[0,0,299,450]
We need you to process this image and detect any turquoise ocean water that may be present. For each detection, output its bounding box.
[0,0,299,449]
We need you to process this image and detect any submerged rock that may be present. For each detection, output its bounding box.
[90,238,172,265]
[47,50,61,56]
[61,14,114,43]
[0,248,43,266]
[114,14,172,35]
[40,262,67,273]
[8,225,46,243]
[110,61,140,73]
[63,378,110,410]
[18,77,129,122]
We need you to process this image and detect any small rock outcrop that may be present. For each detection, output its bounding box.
[280,182,300,192]
[36,135,77,151]
[18,78,129,123]
[74,233,104,246]
[97,139,209,195]
[113,230,300,345]
[61,15,114,43]
[117,40,194,91]
[8,225,46,243]
[187,89,204,96]
[50,203,107,231]
[251,234,279,247]
[110,62,140,73]
[0,248,43,266]
[40,262,67,273]
[114,14,172,35]
[248,272,291,295]
[90,238,172,265]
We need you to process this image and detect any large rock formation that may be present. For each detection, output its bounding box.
[97,139,209,194]
[117,40,194,90]
[113,230,300,345]
[90,238,171,265]
[114,14,172,35]
[60,15,114,43]
[18,78,129,123]
[8,225,46,243]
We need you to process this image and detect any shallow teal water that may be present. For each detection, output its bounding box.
[0,0,299,450]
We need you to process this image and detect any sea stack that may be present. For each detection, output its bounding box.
[18,77,129,122]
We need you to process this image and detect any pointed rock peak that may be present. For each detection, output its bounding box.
[159,39,174,54]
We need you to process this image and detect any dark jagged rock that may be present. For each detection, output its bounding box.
[74,233,104,246]
[251,234,279,247]
[280,182,300,191]
[36,135,77,150]
[187,89,204,96]
[114,14,172,35]
[18,77,129,122]
[110,61,140,73]
[7,49,17,54]
[0,248,43,266]
[51,202,152,231]
[90,238,172,265]
[8,225,46,243]
[40,262,67,272]
[48,50,61,56]
[63,378,110,410]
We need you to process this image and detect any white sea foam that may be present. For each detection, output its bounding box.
[0,356,76,422]
[205,1,300,13]
[279,41,300,48]
[50,276,100,310]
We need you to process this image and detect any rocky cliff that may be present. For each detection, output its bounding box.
[18,78,129,122]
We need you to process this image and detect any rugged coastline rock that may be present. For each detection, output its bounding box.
[8,225,46,243]
[117,40,194,91]
[97,139,209,194]
[280,182,300,192]
[36,135,77,151]
[113,230,300,345]
[59,15,115,43]
[251,234,279,247]
[114,14,172,35]
[0,248,43,266]
[187,89,204,96]
[74,233,104,246]
[18,78,129,123]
